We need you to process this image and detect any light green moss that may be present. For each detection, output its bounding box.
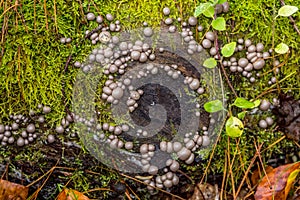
[0,0,299,198]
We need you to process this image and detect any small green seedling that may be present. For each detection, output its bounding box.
[204,99,224,112]
[277,5,298,17]
[204,97,260,138]
[232,97,260,109]
[212,17,226,31]
[221,42,236,58]
[203,41,236,69]
[194,0,227,31]
[203,57,218,68]
[274,5,298,54]
[225,116,244,138]
[194,0,231,69]
[275,42,289,54]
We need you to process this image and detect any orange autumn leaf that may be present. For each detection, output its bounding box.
[0,179,28,200]
[254,162,300,200]
[251,165,274,187]
[57,188,90,200]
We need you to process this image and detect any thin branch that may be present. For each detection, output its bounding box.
[53,0,58,34]
[234,143,263,199]
[121,173,186,200]
[43,0,48,30]
[214,31,238,98]
[0,3,20,19]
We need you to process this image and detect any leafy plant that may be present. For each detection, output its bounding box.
[274,5,299,54]
[194,0,227,31]
[221,42,236,57]
[204,97,260,138]
[275,42,289,54]
[203,99,224,112]
[203,57,217,68]
[203,41,236,69]
[194,1,236,69]
[225,116,244,138]
[212,17,226,31]
[277,5,298,17]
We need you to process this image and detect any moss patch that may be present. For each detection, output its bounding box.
[0,0,299,199]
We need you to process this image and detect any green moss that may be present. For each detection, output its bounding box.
[0,0,300,198]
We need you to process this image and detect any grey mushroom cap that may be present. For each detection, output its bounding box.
[259,119,268,129]
[26,124,36,133]
[86,13,96,21]
[177,147,191,160]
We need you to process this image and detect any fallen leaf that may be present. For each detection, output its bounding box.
[251,165,274,186]
[57,188,90,200]
[254,162,300,200]
[0,179,28,200]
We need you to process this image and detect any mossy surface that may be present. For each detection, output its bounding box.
[0,0,299,199]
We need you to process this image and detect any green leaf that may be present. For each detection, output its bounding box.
[253,99,261,108]
[278,5,298,17]
[204,100,224,113]
[225,116,244,138]
[233,97,255,109]
[212,17,226,31]
[203,5,215,18]
[203,58,217,68]
[275,43,289,54]
[221,42,236,57]
[217,0,227,3]
[237,111,247,120]
[194,3,213,17]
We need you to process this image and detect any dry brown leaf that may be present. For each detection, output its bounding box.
[251,165,274,186]
[254,162,300,200]
[57,188,90,200]
[0,179,28,200]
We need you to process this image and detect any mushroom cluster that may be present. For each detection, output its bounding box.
[0,105,52,147]
[72,7,226,190]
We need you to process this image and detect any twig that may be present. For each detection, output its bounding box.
[214,31,238,98]
[0,163,9,179]
[178,169,194,184]
[53,0,58,34]
[254,71,297,100]
[227,137,236,198]
[34,0,36,34]
[254,141,272,188]
[234,143,263,199]
[121,173,186,200]
[260,135,286,154]
[211,11,238,98]
[43,0,48,30]
[0,3,20,18]
[200,117,227,184]
[124,182,141,200]
[77,0,86,22]
[125,189,133,200]
[0,1,10,66]
[26,160,60,188]
[220,149,227,200]
[279,0,300,35]
[260,52,289,76]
